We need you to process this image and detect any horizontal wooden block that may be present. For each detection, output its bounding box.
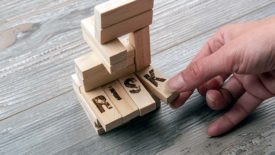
[137,66,179,104]
[94,52,134,74]
[129,26,151,71]
[119,74,156,116]
[103,81,139,123]
[95,10,153,44]
[74,52,104,81]
[71,74,105,135]
[81,17,127,65]
[82,64,135,92]
[79,83,123,132]
[95,0,154,28]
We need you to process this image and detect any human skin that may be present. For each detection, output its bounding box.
[167,16,275,137]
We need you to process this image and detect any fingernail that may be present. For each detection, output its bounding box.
[167,74,186,92]
[206,91,215,104]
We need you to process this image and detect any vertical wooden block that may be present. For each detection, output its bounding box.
[137,66,179,104]
[129,27,151,71]
[119,74,156,116]
[103,81,139,123]
[81,17,127,65]
[80,85,123,132]
[95,0,154,28]
[71,74,105,135]
[95,10,153,44]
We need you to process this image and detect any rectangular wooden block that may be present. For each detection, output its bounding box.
[95,10,153,44]
[94,52,134,74]
[129,26,151,71]
[119,74,156,116]
[74,52,135,91]
[74,52,104,81]
[95,0,154,28]
[81,17,127,65]
[80,83,123,132]
[136,66,179,104]
[82,64,135,92]
[103,81,139,123]
[71,74,105,135]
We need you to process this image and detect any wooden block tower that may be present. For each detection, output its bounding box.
[72,0,178,135]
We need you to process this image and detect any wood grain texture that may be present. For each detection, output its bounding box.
[0,0,275,154]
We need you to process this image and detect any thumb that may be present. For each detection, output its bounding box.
[167,44,240,92]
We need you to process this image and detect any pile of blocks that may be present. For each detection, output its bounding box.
[72,0,178,135]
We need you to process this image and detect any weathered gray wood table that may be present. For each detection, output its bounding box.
[1,0,275,154]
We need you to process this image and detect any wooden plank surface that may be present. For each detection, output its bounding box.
[0,0,275,154]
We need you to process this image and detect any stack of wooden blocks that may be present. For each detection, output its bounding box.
[72,0,178,135]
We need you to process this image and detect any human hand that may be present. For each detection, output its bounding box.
[167,16,275,137]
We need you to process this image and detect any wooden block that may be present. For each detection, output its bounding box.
[82,64,135,92]
[71,74,105,135]
[81,17,127,65]
[94,52,134,74]
[95,10,153,44]
[136,66,179,104]
[80,84,123,132]
[74,52,104,81]
[129,27,151,71]
[119,74,156,116]
[103,81,139,123]
[94,0,154,29]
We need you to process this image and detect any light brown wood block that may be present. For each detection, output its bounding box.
[119,74,156,116]
[71,74,105,135]
[74,52,104,81]
[81,64,135,92]
[129,26,151,71]
[136,66,179,104]
[81,17,127,65]
[79,83,123,132]
[103,81,139,123]
[94,52,134,74]
[94,0,154,29]
[95,10,153,44]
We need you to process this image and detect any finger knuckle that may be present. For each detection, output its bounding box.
[186,61,203,79]
[232,103,249,117]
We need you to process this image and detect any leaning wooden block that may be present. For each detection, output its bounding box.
[95,10,153,44]
[137,66,179,104]
[72,74,105,135]
[80,84,123,132]
[95,0,154,28]
[103,81,139,123]
[129,27,151,71]
[119,74,156,116]
[82,17,127,65]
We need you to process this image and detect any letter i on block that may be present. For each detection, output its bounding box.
[137,66,179,104]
